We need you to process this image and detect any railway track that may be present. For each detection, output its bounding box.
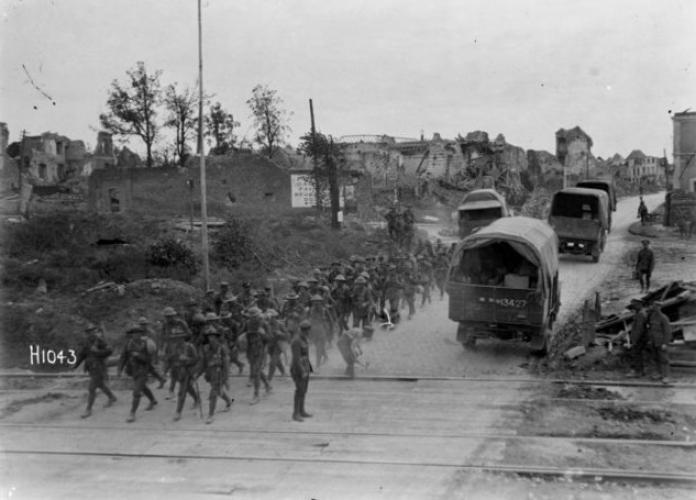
[2,447,695,486]
[1,374,695,495]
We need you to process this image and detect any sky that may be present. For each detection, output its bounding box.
[1,0,694,159]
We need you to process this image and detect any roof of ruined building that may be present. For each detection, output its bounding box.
[626,149,646,160]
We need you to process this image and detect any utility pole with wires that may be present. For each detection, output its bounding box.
[197,0,210,290]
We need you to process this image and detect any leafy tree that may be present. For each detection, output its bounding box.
[246,84,291,158]
[297,131,342,228]
[205,102,239,155]
[163,83,199,166]
[100,61,162,168]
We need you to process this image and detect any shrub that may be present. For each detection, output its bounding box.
[147,238,197,275]
[212,218,256,269]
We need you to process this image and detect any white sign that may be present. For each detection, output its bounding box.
[291,174,345,208]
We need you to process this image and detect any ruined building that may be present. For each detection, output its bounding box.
[673,110,696,192]
[555,126,598,178]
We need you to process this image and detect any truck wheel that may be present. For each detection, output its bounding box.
[531,328,552,356]
[591,245,600,263]
[457,324,476,349]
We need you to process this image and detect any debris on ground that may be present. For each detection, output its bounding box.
[564,346,586,360]
[555,385,624,400]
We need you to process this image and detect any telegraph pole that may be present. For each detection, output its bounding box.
[309,99,321,212]
[198,0,210,290]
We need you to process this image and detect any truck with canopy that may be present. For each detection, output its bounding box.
[446,216,561,353]
[548,187,609,262]
[576,178,617,231]
[454,189,510,238]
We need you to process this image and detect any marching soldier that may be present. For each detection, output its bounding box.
[336,326,366,378]
[198,325,233,424]
[245,308,272,405]
[351,276,371,329]
[73,324,117,418]
[139,316,166,388]
[266,310,289,381]
[308,295,329,368]
[291,321,314,422]
[170,328,200,422]
[161,306,192,400]
[118,324,158,423]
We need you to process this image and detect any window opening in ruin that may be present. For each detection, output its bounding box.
[38,163,47,180]
[57,164,65,180]
[108,188,121,213]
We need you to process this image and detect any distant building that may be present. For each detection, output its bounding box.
[672,111,696,192]
[625,150,662,183]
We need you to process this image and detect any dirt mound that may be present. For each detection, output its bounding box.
[0,278,201,371]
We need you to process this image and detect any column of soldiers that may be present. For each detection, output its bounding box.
[75,242,455,424]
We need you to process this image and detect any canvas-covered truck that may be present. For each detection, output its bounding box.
[446,216,561,353]
[548,187,610,263]
[576,178,617,231]
[454,189,510,238]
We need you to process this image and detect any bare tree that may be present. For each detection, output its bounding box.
[163,83,199,166]
[100,61,162,168]
[246,84,292,158]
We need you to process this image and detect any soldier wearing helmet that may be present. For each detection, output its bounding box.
[118,324,158,423]
[161,306,192,400]
[198,325,233,423]
[291,320,314,422]
[169,324,200,422]
[351,275,371,329]
[73,323,117,419]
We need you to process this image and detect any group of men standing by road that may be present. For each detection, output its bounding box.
[74,240,454,424]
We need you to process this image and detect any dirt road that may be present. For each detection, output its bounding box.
[4,192,685,500]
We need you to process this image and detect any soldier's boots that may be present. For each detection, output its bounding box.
[104,396,117,408]
[206,415,214,424]
[166,391,175,400]
[126,412,136,423]
[145,400,157,411]
[81,408,92,419]
[191,398,200,410]
[220,397,233,412]
[173,412,182,422]
[292,413,304,422]
[250,395,260,406]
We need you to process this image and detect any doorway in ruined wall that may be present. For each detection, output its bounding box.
[108,187,121,212]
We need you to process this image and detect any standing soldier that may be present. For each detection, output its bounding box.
[118,324,158,423]
[198,325,233,423]
[627,298,648,378]
[161,307,192,400]
[643,301,673,384]
[291,321,314,422]
[636,239,655,293]
[73,324,117,419]
[637,197,649,225]
[170,329,200,422]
